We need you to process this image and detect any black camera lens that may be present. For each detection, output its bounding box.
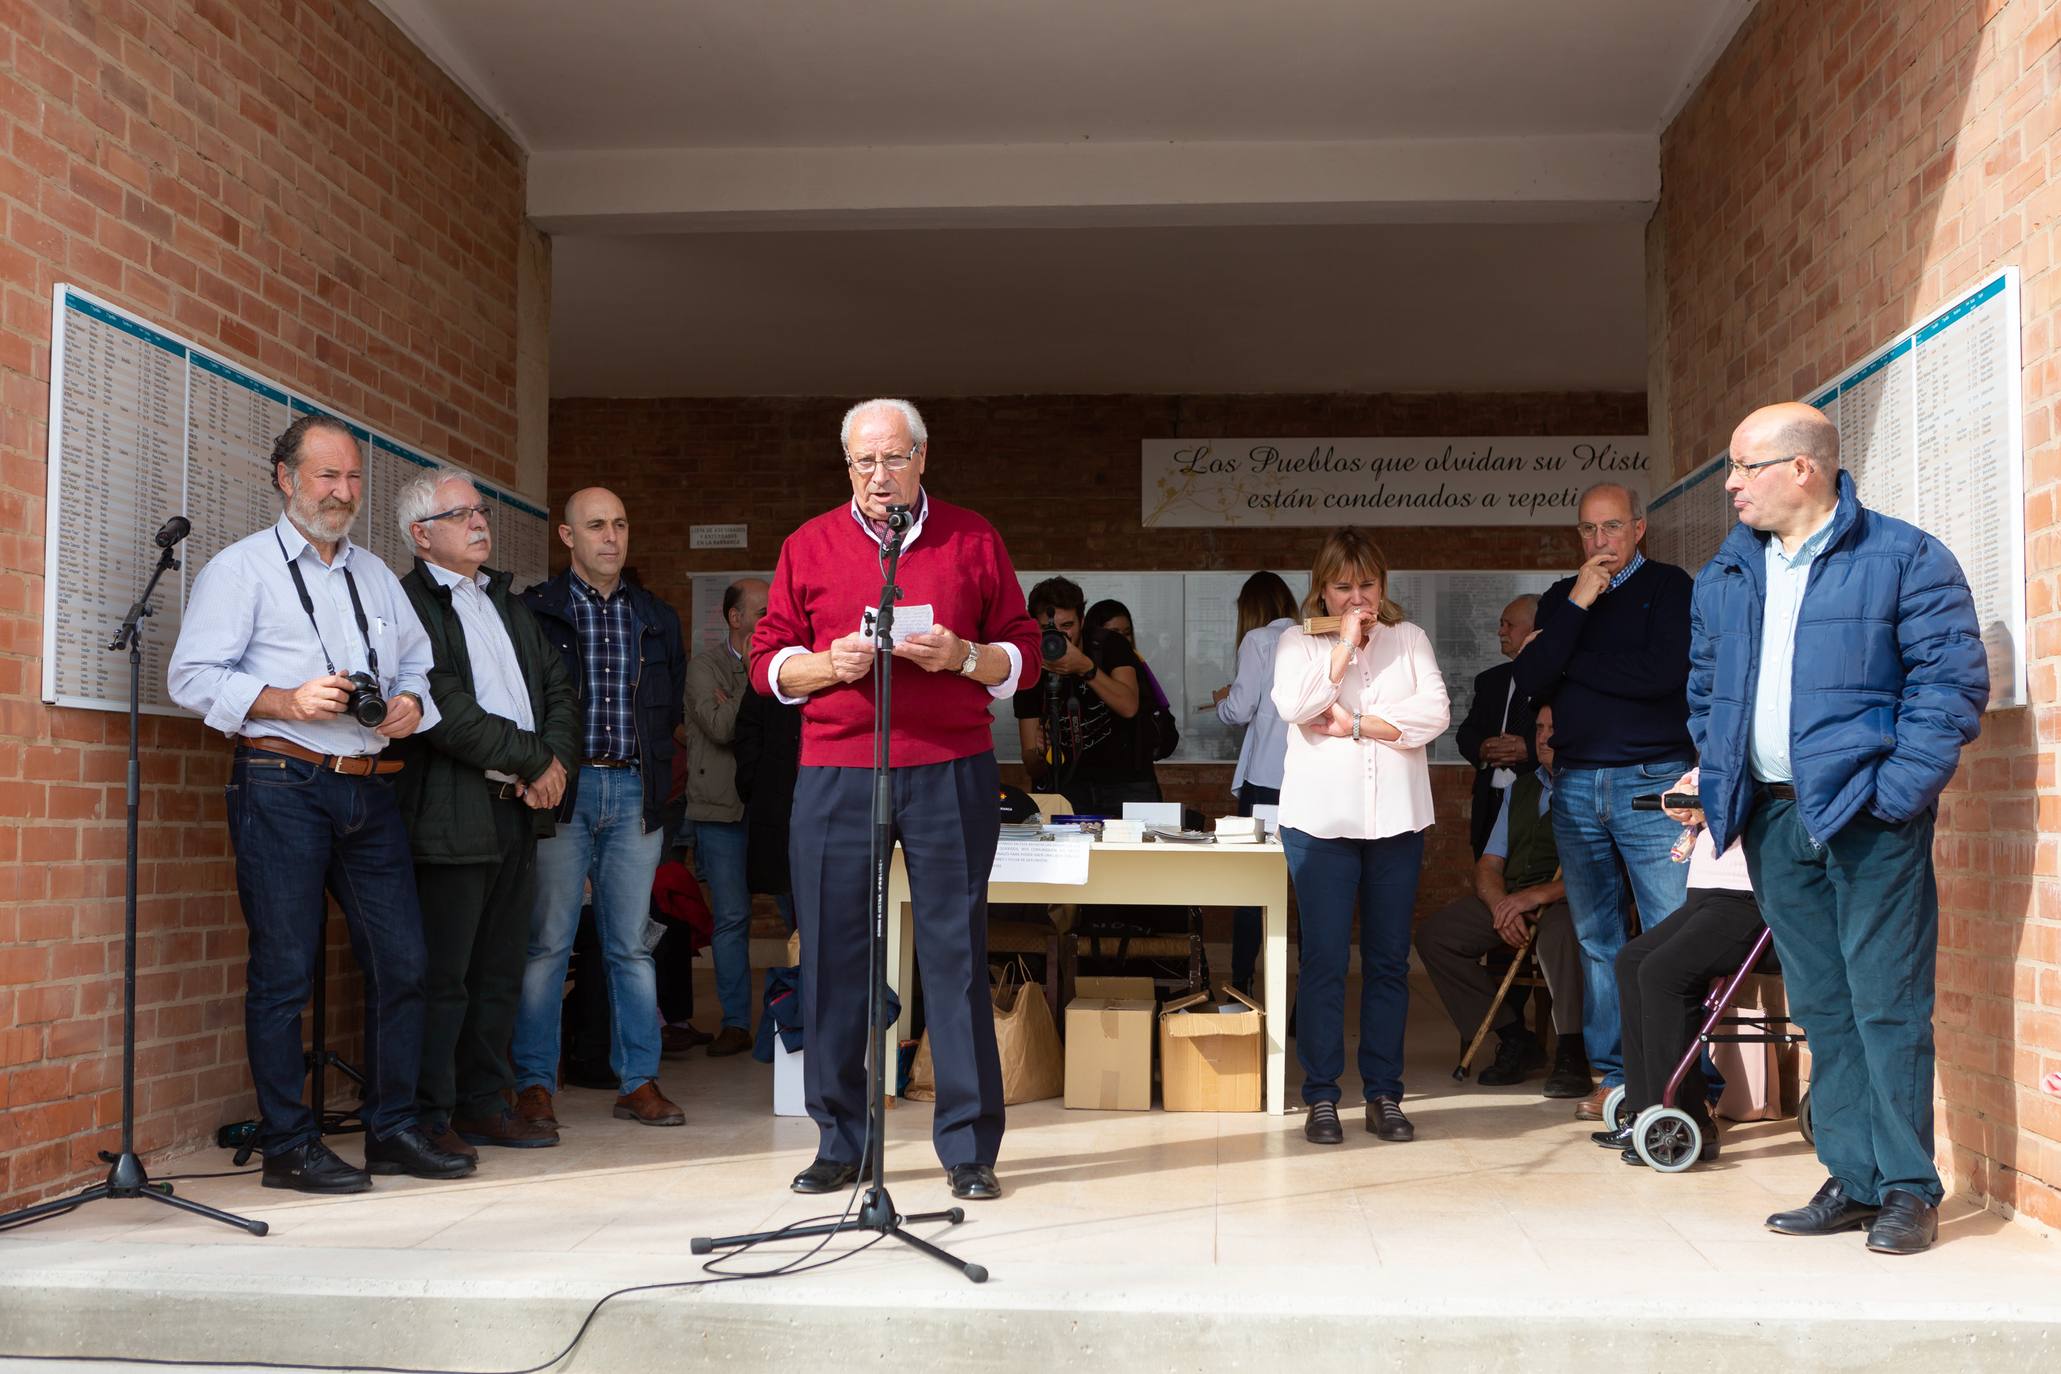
[1040,626,1069,661]
[342,671,387,726]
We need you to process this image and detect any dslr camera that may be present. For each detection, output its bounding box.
[1040,624,1070,663]
[341,671,388,726]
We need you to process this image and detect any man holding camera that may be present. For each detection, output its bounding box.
[169,414,473,1193]
[393,469,580,1157]
[750,398,1040,1202]
[1012,576,1156,814]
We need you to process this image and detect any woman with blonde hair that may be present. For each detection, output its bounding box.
[1271,529,1449,1145]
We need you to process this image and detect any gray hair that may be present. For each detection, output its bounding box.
[394,466,477,535]
[1579,481,1646,522]
[840,398,928,452]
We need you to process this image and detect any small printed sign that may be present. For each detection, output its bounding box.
[690,524,748,550]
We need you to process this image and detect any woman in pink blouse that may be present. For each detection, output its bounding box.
[1271,529,1450,1146]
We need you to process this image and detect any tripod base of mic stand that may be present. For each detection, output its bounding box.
[0,1149,268,1237]
[690,1185,987,1283]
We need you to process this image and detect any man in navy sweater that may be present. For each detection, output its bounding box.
[1512,482,1694,1119]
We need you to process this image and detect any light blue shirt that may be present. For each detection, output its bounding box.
[1748,515,1836,783]
[424,560,533,782]
[1484,765,1554,861]
[168,513,440,756]
[1607,550,1646,591]
[1217,616,1294,793]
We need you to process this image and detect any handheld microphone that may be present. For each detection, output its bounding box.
[885,504,914,533]
[153,515,191,548]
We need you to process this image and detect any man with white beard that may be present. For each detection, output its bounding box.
[169,414,473,1194]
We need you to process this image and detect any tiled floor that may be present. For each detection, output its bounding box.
[3,971,2058,1369]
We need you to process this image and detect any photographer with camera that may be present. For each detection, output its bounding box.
[1011,577,1158,814]
[169,414,472,1194]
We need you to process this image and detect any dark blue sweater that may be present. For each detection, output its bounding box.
[1511,558,1693,769]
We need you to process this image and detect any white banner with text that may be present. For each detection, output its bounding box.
[1141,436,1653,528]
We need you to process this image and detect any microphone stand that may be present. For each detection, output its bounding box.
[692,505,984,1282]
[0,533,267,1236]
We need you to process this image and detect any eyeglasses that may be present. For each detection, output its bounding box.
[416,503,491,525]
[845,451,918,476]
[1726,454,1798,480]
[1575,519,1631,539]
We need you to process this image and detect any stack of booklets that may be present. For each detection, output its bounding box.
[1214,815,1265,844]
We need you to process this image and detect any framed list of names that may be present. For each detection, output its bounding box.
[1644,269,2026,709]
[41,284,554,716]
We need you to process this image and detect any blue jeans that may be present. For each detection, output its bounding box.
[1746,797,1942,1205]
[1280,827,1425,1105]
[224,751,426,1151]
[1550,760,1693,1088]
[513,765,666,1094]
[695,818,754,1030]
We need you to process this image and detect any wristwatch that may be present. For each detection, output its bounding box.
[958,640,982,676]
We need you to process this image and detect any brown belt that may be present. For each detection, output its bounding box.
[1760,781,1798,800]
[242,736,403,777]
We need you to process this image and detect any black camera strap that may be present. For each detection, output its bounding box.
[275,530,380,681]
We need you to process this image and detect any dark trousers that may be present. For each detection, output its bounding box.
[791,753,1006,1168]
[1416,895,1584,1042]
[1279,827,1425,1105]
[654,923,699,1025]
[1616,888,1765,1124]
[225,750,426,1152]
[413,794,536,1122]
[1746,797,1943,1206]
[1229,782,1281,990]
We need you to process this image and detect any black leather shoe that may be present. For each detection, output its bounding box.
[1541,1041,1594,1099]
[948,1164,1001,1201]
[790,1157,864,1194]
[1766,1178,1880,1236]
[1303,1102,1343,1144]
[1591,1124,1634,1150]
[1476,1030,1546,1086]
[262,1140,371,1194]
[1865,1189,1939,1255]
[1367,1096,1415,1142]
[364,1126,477,1179]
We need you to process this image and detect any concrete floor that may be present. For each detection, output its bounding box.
[2,967,2058,1371]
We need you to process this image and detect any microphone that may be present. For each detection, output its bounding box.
[153,515,191,548]
[885,504,914,533]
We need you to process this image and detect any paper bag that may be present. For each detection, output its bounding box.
[903,960,1063,1104]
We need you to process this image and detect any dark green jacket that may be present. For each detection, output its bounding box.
[394,559,581,863]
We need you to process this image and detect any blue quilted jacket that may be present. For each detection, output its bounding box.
[1687,471,1988,851]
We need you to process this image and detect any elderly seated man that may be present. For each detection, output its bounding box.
[1416,703,1591,1097]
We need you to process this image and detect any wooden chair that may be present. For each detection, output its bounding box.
[1450,925,1555,1081]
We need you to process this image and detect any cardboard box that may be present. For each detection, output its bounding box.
[1072,975,1156,1001]
[1065,997,1155,1110]
[773,1039,806,1117]
[1159,985,1263,1112]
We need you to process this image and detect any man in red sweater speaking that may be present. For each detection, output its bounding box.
[750,398,1041,1203]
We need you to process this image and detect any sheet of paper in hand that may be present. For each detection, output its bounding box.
[861,603,935,645]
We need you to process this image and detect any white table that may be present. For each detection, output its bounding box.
[885,839,1291,1114]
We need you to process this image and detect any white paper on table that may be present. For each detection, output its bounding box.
[989,831,1092,884]
[861,603,935,645]
[1122,801,1183,826]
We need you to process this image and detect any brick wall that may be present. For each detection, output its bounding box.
[0,0,525,1208]
[550,391,1647,924]
[1656,0,2061,1230]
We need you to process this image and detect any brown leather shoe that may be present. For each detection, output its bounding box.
[453,1106,560,1149]
[662,1023,713,1058]
[515,1084,559,1130]
[613,1080,686,1126]
[1574,1085,1609,1121]
[424,1121,479,1162]
[707,1026,752,1057]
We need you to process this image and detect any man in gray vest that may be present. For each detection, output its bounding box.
[1416,704,1589,1097]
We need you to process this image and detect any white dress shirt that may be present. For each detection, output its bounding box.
[1270,620,1450,840]
[1217,616,1294,794]
[424,561,534,782]
[168,514,439,756]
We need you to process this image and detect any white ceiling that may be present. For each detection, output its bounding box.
[371,0,1756,398]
